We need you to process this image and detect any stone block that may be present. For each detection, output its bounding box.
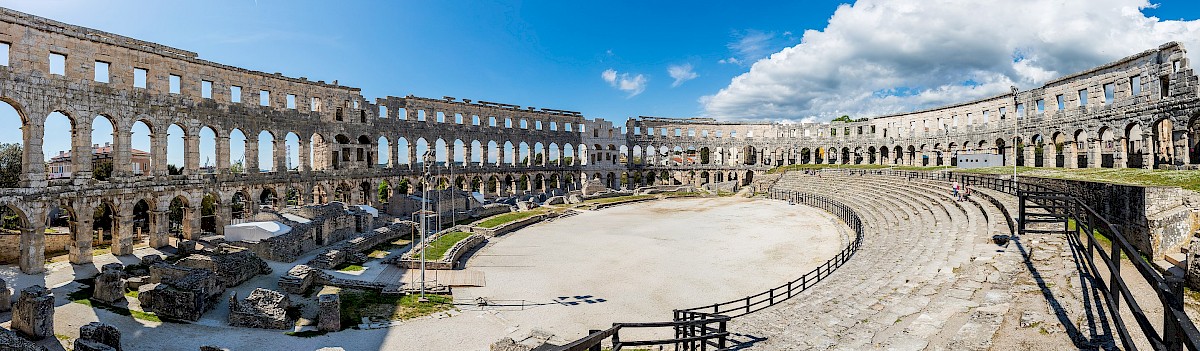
[73,322,122,351]
[0,277,10,313]
[11,285,54,340]
[0,325,47,351]
[228,288,293,329]
[93,263,126,303]
[317,290,341,332]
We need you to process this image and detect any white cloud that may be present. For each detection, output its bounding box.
[601,68,648,97]
[668,63,699,87]
[720,29,795,66]
[702,0,1200,121]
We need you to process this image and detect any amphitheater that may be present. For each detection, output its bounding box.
[0,6,1199,351]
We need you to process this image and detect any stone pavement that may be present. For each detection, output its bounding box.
[734,172,1124,350]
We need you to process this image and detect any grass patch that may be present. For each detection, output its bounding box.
[767,164,890,174]
[660,191,704,197]
[339,289,454,327]
[956,166,1200,192]
[421,232,472,261]
[124,290,139,298]
[67,278,164,323]
[91,245,112,257]
[336,264,365,272]
[586,194,655,204]
[476,210,546,228]
[891,165,954,171]
[285,330,328,338]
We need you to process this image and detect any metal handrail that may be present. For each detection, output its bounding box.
[676,190,864,318]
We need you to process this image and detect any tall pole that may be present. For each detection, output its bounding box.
[420,150,432,302]
[1011,86,1019,192]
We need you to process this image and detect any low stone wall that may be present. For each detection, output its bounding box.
[176,249,270,289]
[230,203,372,263]
[139,264,224,321]
[471,204,512,219]
[395,233,485,270]
[471,213,549,237]
[307,221,415,270]
[277,264,400,295]
[591,197,658,210]
[228,288,292,330]
[0,233,69,264]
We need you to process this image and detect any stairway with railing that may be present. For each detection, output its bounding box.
[555,169,1200,350]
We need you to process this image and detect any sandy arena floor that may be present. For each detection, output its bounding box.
[1,196,845,351]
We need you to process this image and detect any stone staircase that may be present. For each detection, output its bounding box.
[727,171,1117,350]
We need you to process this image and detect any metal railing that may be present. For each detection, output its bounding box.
[815,167,1200,350]
[554,189,864,351]
[675,190,864,318]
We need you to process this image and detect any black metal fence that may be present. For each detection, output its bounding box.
[675,190,864,318]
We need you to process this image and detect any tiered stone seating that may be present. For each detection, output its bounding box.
[729,171,1102,350]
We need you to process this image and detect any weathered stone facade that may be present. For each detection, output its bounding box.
[227,203,371,262]
[0,277,10,313]
[0,325,46,351]
[317,288,341,332]
[0,6,1195,282]
[10,285,53,340]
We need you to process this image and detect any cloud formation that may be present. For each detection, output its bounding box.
[602,68,648,97]
[702,0,1200,121]
[668,63,699,87]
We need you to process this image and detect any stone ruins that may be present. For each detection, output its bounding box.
[0,5,1198,350]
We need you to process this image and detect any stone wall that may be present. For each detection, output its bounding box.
[228,288,292,330]
[307,221,414,270]
[231,203,369,262]
[139,264,223,321]
[175,249,270,289]
[395,231,486,270]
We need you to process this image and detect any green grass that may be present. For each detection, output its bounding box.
[339,289,454,327]
[767,163,890,174]
[476,210,546,228]
[336,264,366,272]
[67,278,164,323]
[586,194,655,204]
[124,290,139,298]
[957,166,1200,192]
[891,165,954,171]
[422,231,472,261]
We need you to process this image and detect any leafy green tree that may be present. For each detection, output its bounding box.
[378,182,391,203]
[93,159,113,180]
[167,164,182,175]
[230,159,244,174]
[0,143,21,187]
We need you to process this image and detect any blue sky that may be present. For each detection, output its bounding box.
[0,0,1197,167]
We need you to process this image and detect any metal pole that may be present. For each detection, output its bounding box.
[420,151,432,302]
[1011,86,1019,193]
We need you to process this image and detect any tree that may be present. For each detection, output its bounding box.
[832,115,854,123]
[700,148,710,164]
[230,159,244,174]
[167,164,182,175]
[0,143,21,187]
[378,182,391,203]
[93,159,113,181]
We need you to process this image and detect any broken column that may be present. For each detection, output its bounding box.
[317,288,341,332]
[73,322,122,351]
[93,263,126,303]
[11,285,54,340]
[0,277,11,313]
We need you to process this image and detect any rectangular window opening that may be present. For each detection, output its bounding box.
[1035,99,1044,114]
[1056,94,1064,110]
[201,80,213,99]
[1103,83,1115,105]
[1078,89,1088,107]
[169,74,181,94]
[260,90,270,106]
[134,68,149,88]
[1161,76,1170,98]
[311,97,321,112]
[49,53,66,76]
[286,94,296,109]
[1130,75,1141,96]
[231,85,242,103]
[0,43,9,66]
[93,61,109,83]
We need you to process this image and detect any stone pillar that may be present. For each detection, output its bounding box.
[12,285,54,340]
[149,210,170,248]
[1065,146,1077,168]
[1005,145,1017,167]
[75,121,94,183]
[1141,132,1153,169]
[300,138,312,173]
[153,131,168,177]
[318,291,341,332]
[70,208,95,265]
[19,221,47,274]
[0,277,11,312]
[75,322,123,351]
[24,120,47,187]
[409,144,418,170]
[245,136,259,174]
[1092,140,1104,168]
[112,208,134,256]
[186,205,202,239]
[1023,147,1035,167]
[112,125,132,179]
[216,136,230,174]
[185,134,200,174]
[274,138,287,172]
